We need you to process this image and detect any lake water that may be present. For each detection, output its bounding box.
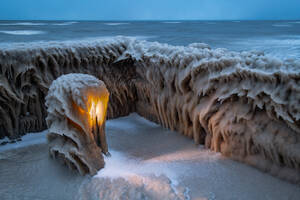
[0,20,300,59]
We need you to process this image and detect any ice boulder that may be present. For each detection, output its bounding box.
[45,73,109,175]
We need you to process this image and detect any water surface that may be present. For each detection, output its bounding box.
[0,20,300,59]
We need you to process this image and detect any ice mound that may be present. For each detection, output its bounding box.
[78,175,188,200]
[78,150,189,200]
[45,73,109,175]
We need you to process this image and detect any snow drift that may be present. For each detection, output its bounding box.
[78,176,187,200]
[0,37,299,182]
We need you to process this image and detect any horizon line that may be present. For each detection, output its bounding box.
[0,19,299,21]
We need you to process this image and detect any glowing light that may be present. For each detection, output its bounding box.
[87,94,109,128]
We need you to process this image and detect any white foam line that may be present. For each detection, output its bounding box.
[0,35,157,50]
[272,24,292,27]
[52,22,78,26]
[104,23,129,26]
[162,21,181,24]
[0,22,46,26]
[0,30,46,35]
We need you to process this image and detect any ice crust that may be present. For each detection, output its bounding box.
[45,73,109,175]
[0,36,299,182]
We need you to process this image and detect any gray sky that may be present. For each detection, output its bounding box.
[1,0,300,20]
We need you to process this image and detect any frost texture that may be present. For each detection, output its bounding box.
[46,73,109,175]
[0,37,299,182]
[78,175,187,200]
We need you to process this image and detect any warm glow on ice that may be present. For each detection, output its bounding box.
[87,94,109,127]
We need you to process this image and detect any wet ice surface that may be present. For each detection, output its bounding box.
[0,113,299,200]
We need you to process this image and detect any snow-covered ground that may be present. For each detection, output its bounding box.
[0,130,48,152]
[0,113,299,200]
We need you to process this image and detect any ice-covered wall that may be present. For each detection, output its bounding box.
[0,37,299,182]
[46,73,109,175]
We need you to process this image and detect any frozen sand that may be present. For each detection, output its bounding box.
[0,113,299,200]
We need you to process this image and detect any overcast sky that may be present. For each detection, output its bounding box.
[0,0,300,20]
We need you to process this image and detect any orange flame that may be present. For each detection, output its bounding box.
[87,94,109,128]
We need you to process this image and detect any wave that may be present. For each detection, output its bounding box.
[52,21,78,26]
[0,36,155,50]
[0,21,78,26]
[272,24,292,27]
[0,36,300,183]
[104,22,129,26]
[230,36,300,59]
[0,22,46,26]
[162,21,182,24]
[288,21,300,24]
[0,30,45,35]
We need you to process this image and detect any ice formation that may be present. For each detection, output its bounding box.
[79,149,189,199]
[45,73,109,175]
[79,176,188,200]
[0,37,299,182]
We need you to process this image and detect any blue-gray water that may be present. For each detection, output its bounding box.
[0,20,300,59]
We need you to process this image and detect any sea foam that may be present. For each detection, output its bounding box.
[162,21,182,24]
[0,30,45,35]
[272,23,292,27]
[52,21,78,26]
[104,23,129,26]
[0,22,46,26]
